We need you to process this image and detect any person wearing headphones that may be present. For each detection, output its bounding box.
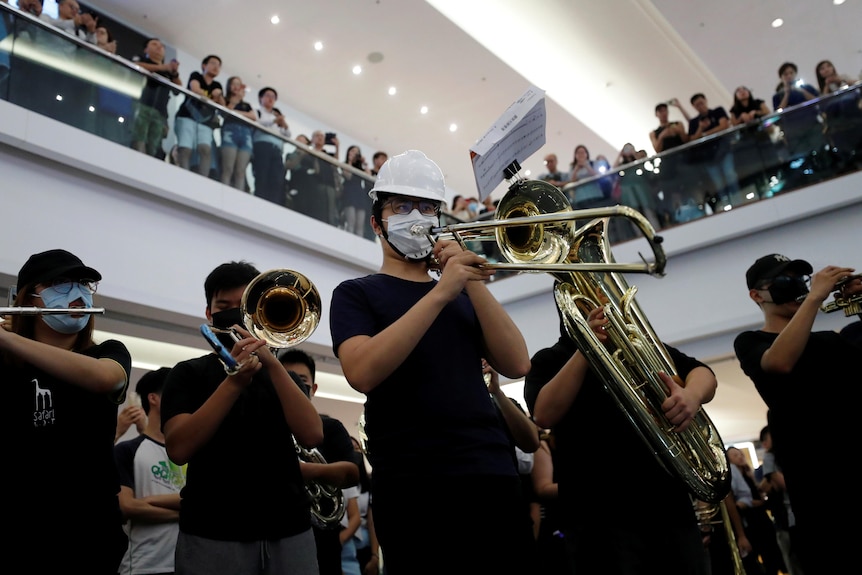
[329,150,535,573]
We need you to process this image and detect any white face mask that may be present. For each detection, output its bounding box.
[383,210,439,261]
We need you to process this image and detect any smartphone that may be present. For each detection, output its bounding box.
[200,324,239,373]
[324,132,337,145]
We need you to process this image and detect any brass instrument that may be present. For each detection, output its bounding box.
[0,306,105,315]
[460,174,731,503]
[694,499,746,575]
[427,179,665,276]
[822,273,861,316]
[202,268,344,528]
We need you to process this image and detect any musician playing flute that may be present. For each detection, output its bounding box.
[330,150,536,573]
[3,249,131,573]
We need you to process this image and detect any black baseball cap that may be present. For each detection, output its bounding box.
[17,249,101,289]
[746,254,813,289]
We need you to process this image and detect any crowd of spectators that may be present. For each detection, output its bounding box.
[2,0,387,239]
[3,1,860,242]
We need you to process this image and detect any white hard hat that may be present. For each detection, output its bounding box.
[368,150,446,203]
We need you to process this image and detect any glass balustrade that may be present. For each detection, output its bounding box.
[0,4,378,241]
[2,3,860,275]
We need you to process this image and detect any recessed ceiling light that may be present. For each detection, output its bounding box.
[420,106,428,114]
[771,18,783,28]
[449,123,458,132]
[388,86,397,96]
[352,65,362,75]
[524,169,532,177]
[833,0,845,5]
[270,15,280,24]
[314,41,323,51]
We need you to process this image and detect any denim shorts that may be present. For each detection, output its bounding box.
[175,116,214,149]
[221,122,254,153]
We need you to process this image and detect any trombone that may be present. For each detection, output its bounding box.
[420,177,667,277]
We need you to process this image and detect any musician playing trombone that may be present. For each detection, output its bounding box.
[330,150,536,573]
[3,249,131,573]
[159,261,324,575]
[525,292,718,575]
[734,254,860,575]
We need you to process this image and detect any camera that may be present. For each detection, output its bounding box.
[324,132,337,145]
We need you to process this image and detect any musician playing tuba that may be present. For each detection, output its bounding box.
[735,254,860,574]
[279,349,360,575]
[160,261,324,574]
[526,292,720,575]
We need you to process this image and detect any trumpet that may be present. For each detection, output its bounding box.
[0,306,105,315]
[822,273,862,316]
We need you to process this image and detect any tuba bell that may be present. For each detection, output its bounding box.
[495,175,731,503]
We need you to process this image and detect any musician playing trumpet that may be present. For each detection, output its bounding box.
[526,288,718,575]
[3,249,131,573]
[734,254,861,575]
[330,150,535,573]
[159,261,323,574]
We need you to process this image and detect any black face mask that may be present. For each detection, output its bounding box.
[210,308,244,348]
[766,275,809,304]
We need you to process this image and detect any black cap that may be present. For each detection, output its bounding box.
[17,249,101,289]
[746,254,813,289]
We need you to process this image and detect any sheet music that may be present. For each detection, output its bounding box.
[470,86,547,200]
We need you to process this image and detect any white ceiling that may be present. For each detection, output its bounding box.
[84,0,860,445]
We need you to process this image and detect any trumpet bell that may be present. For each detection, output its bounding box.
[242,269,321,348]
[495,179,574,266]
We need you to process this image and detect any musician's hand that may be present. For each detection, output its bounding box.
[587,306,610,344]
[433,241,494,299]
[227,325,268,385]
[483,359,500,393]
[660,372,699,432]
[842,275,862,297]
[809,266,855,302]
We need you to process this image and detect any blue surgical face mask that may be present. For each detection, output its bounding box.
[37,283,94,334]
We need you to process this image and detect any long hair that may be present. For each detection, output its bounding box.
[815,59,833,93]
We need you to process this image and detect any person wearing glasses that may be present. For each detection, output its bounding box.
[329,150,535,573]
[734,254,860,575]
[2,248,131,573]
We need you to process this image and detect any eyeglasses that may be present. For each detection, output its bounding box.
[44,278,99,295]
[383,198,440,217]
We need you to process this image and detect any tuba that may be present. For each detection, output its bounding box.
[202,269,345,528]
[492,175,731,503]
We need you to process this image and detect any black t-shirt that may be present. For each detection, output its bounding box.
[175,71,222,128]
[132,54,176,115]
[734,329,861,528]
[160,353,310,540]
[654,123,685,151]
[8,339,131,543]
[525,337,711,528]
